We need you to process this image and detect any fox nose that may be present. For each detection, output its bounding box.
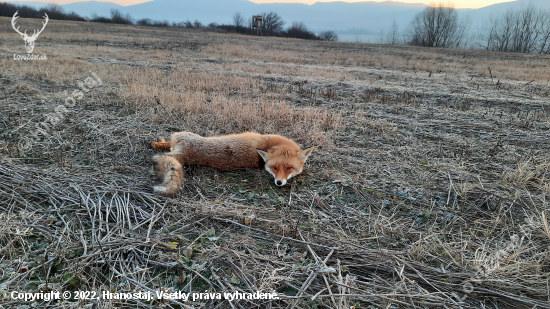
[276,180,283,186]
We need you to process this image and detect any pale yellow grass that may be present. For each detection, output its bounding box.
[1,29,342,146]
[201,42,550,82]
[502,160,550,192]
[224,62,351,81]
[123,67,341,145]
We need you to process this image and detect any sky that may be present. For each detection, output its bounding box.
[251,0,514,9]
[10,0,515,9]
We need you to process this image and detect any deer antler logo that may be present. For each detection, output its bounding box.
[12,11,49,54]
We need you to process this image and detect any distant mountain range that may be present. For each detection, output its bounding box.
[6,0,550,42]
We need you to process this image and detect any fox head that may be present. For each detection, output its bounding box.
[256,146,314,186]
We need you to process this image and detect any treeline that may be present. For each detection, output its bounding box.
[227,12,337,41]
[0,2,144,25]
[483,4,550,53]
[0,2,337,42]
[379,2,550,54]
[136,11,337,41]
[0,2,85,21]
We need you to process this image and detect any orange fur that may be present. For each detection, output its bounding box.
[151,132,314,186]
[150,154,184,195]
[150,137,171,151]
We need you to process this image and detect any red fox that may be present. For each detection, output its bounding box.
[151,132,314,193]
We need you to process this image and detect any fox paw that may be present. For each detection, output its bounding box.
[151,137,167,149]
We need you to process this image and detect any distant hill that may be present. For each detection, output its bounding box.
[4,0,49,8]
[469,0,550,29]
[63,1,123,18]
[5,0,550,42]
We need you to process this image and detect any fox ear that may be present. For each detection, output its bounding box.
[256,148,270,162]
[299,147,315,162]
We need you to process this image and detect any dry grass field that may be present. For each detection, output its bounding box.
[1,17,550,308]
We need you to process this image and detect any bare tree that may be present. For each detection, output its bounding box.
[233,12,244,31]
[351,28,365,43]
[409,2,468,48]
[319,30,338,41]
[42,3,68,20]
[541,14,550,53]
[137,18,151,26]
[386,21,400,45]
[377,29,385,44]
[289,21,307,32]
[260,11,285,34]
[44,3,64,15]
[110,9,132,24]
[484,4,550,53]
[286,21,317,39]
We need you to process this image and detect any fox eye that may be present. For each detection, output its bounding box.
[273,167,278,171]
[286,167,292,171]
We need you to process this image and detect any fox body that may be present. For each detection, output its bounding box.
[151,132,313,192]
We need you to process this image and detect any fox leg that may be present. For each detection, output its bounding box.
[151,137,172,151]
[153,168,184,195]
[151,154,184,195]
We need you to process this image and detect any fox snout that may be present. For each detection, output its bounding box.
[267,163,295,187]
